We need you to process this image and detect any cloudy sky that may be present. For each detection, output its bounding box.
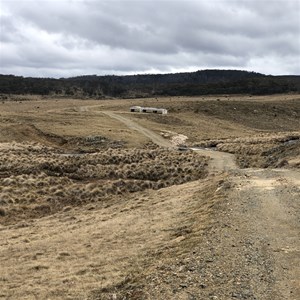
[0,0,299,78]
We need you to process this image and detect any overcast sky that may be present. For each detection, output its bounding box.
[0,0,299,78]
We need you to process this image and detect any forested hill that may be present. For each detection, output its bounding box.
[0,70,299,98]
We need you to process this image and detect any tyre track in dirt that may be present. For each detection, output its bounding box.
[189,150,299,299]
[100,111,299,299]
[221,168,300,300]
[102,111,174,148]
[192,149,300,299]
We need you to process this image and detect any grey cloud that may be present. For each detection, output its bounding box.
[0,0,299,77]
[0,16,15,42]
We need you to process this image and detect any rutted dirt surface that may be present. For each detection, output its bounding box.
[87,113,300,299]
[192,148,237,172]
[190,166,300,300]
[102,111,174,148]
[0,95,299,299]
[233,169,300,299]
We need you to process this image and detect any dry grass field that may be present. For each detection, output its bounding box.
[0,94,299,299]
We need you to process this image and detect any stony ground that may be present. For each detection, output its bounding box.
[101,149,299,300]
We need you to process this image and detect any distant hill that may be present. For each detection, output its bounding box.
[0,70,299,98]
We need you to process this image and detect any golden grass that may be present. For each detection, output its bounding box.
[0,94,299,299]
[0,142,209,225]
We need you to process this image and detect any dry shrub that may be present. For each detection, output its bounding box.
[1,178,16,186]
[33,204,51,214]
[53,189,65,197]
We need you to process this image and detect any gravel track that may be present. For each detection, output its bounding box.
[102,112,300,299]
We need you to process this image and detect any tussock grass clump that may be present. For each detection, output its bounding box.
[0,207,6,216]
[0,142,209,224]
[195,132,300,168]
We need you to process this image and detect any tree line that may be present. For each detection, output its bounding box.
[0,70,299,98]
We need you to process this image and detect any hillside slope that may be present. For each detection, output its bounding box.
[1,70,299,97]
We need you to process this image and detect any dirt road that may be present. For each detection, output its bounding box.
[100,111,300,299]
[102,111,174,148]
[191,147,237,172]
[235,169,300,299]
